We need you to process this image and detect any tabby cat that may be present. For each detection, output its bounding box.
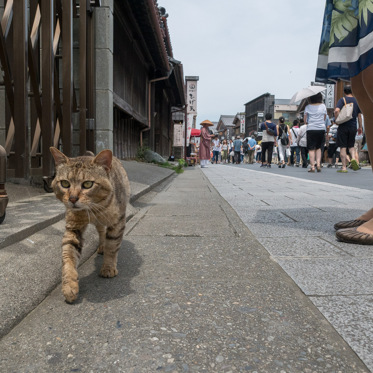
[50,147,130,303]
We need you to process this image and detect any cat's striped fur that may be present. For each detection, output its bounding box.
[50,147,130,303]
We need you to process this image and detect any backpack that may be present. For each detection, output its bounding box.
[243,142,249,154]
[280,125,289,146]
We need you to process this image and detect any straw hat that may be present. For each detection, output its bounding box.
[200,119,214,127]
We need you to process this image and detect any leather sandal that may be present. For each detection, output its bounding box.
[336,227,373,245]
[316,166,321,172]
[334,219,367,230]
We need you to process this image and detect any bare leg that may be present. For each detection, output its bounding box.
[316,148,322,167]
[349,65,373,230]
[308,150,315,169]
[348,147,356,162]
[339,148,348,170]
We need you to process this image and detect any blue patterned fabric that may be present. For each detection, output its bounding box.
[316,0,373,83]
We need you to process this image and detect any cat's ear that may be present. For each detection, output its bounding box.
[50,147,69,166]
[93,149,112,172]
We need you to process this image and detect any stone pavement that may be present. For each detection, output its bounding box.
[202,163,373,372]
[0,161,174,338]
[0,165,369,372]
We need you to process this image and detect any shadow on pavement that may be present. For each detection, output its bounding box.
[77,240,143,304]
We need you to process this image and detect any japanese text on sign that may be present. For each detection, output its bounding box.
[187,81,197,115]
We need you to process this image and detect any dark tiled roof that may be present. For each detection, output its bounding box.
[128,0,170,75]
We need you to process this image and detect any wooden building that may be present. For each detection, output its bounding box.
[0,0,185,185]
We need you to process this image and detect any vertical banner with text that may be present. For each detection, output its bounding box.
[185,76,199,147]
[173,124,184,147]
[326,84,335,109]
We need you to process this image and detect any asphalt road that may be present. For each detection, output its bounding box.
[225,163,373,191]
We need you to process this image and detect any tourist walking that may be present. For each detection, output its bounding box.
[327,119,339,168]
[290,120,300,166]
[259,113,277,168]
[334,85,363,173]
[228,139,234,163]
[276,116,292,168]
[221,139,228,163]
[255,143,262,162]
[233,136,243,164]
[304,93,327,172]
[297,119,308,168]
[242,139,249,164]
[212,135,220,164]
[247,135,257,164]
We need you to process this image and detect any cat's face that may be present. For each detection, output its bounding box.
[50,148,113,211]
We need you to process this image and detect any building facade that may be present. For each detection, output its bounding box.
[244,93,275,136]
[274,99,298,124]
[0,1,186,185]
[216,115,236,141]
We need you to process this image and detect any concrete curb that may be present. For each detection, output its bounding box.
[0,165,175,251]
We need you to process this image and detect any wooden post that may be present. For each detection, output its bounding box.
[62,0,73,156]
[79,0,87,154]
[41,0,55,177]
[13,0,28,178]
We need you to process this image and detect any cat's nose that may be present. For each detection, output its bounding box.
[69,195,79,204]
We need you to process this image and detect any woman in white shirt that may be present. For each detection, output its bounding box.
[304,93,327,172]
[221,139,228,163]
[297,119,308,168]
[212,136,220,164]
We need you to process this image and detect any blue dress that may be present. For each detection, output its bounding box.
[316,0,373,83]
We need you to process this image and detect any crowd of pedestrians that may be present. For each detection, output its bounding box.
[201,87,364,171]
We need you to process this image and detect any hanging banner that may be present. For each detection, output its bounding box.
[326,84,334,109]
[173,124,184,146]
[186,113,194,146]
[186,80,198,115]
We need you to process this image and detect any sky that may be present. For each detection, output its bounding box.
[159,0,326,124]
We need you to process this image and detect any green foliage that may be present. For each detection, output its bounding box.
[178,159,187,168]
[171,159,186,174]
[136,146,150,161]
[136,147,186,174]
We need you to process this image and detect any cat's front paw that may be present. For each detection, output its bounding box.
[62,281,79,303]
[99,266,118,278]
[97,245,104,255]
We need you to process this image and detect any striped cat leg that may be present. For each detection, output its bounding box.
[95,223,106,255]
[99,220,126,278]
[61,228,84,303]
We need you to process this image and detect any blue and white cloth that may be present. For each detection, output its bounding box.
[316,0,373,83]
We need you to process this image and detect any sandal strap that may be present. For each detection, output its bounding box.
[336,227,373,245]
[334,219,366,230]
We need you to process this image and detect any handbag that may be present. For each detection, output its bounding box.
[335,97,354,124]
[264,122,276,136]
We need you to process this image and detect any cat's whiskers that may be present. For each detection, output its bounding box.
[86,209,91,225]
[87,203,112,226]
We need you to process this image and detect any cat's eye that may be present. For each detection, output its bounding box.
[82,181,94,189]
[60,180,70,188]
